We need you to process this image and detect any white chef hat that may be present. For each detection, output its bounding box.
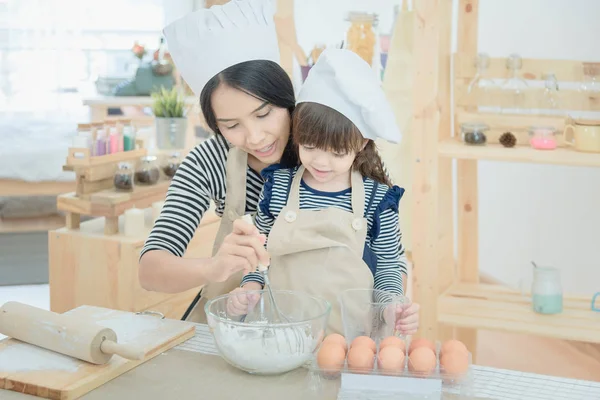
[163,0,280,97]
[296,49,401,144]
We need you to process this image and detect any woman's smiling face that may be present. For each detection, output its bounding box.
[211,83,291,168]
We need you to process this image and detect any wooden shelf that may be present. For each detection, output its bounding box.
[438,139,600,168]
[438,283,600,344]
[57,179,171,218]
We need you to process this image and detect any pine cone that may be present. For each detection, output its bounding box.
[499,131,516,148]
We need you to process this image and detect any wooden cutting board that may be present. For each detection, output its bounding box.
[0,305,195,400]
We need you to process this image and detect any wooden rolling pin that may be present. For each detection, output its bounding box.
[0,301,144,365]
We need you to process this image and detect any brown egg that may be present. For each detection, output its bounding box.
[408,338,436,355]
[323,333,348,353]
[408,347,437,376]
[440,350,469,377]
[347,345,375,374]
[379,336,406,353]
[317,342,346,373]
[377,346,405,375]
[350,336,377,353]
[440,339,468,357]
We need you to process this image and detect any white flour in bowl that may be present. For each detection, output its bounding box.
[214,324,317,374]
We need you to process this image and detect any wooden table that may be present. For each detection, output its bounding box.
[0,350,479,400]
[2,322,598,399]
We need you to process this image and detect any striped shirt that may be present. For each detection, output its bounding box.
[241,166,407,295]
[140,135,263,258]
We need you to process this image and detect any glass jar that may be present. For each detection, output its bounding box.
[162,152,182,178]
[531,266,563,314]
[114,162,135,191]
[135,155,160,185]
[345,12,378,67]
[528,126,557,150]
[460,122,489,145]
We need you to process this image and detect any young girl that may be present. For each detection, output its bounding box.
[229,49,419,335]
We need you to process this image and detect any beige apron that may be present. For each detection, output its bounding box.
[266,166,374,335]
[182,146,249,323]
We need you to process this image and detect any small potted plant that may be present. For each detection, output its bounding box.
[151,86,187,150]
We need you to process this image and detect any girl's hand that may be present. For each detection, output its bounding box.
[205,219,270,283]
[395,302,420,335]
[227,284,261,316]
[384,302,420,336]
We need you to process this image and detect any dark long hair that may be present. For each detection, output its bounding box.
[200,60,298,167]
[292,102,391,187]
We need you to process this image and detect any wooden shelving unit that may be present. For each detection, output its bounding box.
[410,0,600,361]
[58,140,171,234]
[438,283,600,343]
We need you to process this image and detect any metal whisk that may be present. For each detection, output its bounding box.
[241,215,304,354]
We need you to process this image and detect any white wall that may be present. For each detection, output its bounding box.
[294,0,600,296]
[474,0,600,296]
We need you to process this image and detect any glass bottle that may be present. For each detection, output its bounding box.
[531,266,563,315]
[113,162,135,191]
[121,119,137,151]
[580,62,600,112]
[134,155,160,185]
[345,12,379,69]
[93,123,107,156]
[106,121,122,154]
[465,53,498,113]
[500,54,529,114]
[76,123,94,153]
[540,73,561,115]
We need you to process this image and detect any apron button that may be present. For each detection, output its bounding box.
[284,211,297,223]
[352,219,363,231]
[228,210,237,220]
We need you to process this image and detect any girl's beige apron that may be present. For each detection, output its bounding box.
[266,166,374,334]
[182,146,249,323]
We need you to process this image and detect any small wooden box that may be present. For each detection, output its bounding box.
[49,207,220,320]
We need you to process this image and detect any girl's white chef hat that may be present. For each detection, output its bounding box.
[296,48,402,144]
[163,0,280,97]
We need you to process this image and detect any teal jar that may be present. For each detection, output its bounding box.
[531,267,563,315]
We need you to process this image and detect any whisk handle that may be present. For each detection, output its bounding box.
[241,214,269,272]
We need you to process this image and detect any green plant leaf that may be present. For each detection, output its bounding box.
[150,85,185,118]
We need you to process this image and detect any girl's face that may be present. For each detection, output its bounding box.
[211,83,290,169]
[298,145,357,186]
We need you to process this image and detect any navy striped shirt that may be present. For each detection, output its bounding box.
[241,166,407,295]
[141,135,263,259]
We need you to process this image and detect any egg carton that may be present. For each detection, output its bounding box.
[305,336,474,398]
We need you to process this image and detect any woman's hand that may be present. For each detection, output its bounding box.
[204,218,270,283]
[227,283,262,316]
[384,302,420,336]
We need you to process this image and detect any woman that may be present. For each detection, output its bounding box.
[138,0,295,322]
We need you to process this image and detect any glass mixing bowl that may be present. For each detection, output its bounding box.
[205,289,331,375]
